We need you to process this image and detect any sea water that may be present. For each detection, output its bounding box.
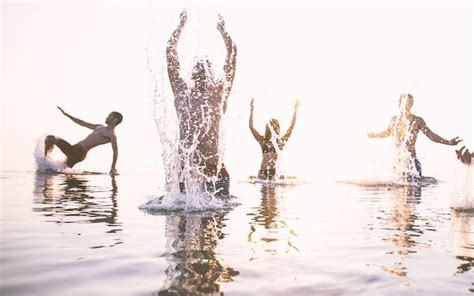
[0,169,472,295]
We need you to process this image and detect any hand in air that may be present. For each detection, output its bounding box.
[449,136,462,145]
[367,132,375,138]
[57,106,66,115]
[217,14,226,33]
[179,10,187,26]
[109,168,119,176]
[250,98,254,110]
[456,146,472,165]
[294,100,300,110]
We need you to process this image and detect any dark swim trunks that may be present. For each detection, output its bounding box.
[55,138,88,168]
[403,158,422,182]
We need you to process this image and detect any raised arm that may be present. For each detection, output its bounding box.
[281,100,299,143]
[420,118,462,145]
[109,134,118,176]
[57,106,99,130]
[368,117,394,139]
[167,10,188,95]
[217,14,237,113]
[249,99,264,143]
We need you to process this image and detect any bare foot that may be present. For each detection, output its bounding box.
[44,135,56,157]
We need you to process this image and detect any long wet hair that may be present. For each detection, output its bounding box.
[264,118,280,140]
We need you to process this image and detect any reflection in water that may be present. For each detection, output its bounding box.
[33,173,122,242]
[247,184,299,259]
[157,210,239,295]
[450,208,474,275]
[379,185,424,278]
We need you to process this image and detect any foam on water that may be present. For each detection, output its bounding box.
[138,192,230,213]
[450,165,473,210]
[247,176,305,186]
[33,136,79,174]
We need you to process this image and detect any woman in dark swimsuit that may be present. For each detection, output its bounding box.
[249,98,299,180]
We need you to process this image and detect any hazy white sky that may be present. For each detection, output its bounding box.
[1,1,472,182]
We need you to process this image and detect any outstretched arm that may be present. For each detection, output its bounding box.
[368,118,393,139]
[217,14,237,113]
[167,10,188,95]
[249,99,264,143]
[109,134,119,176]
[57,106,99,130]
[420,119,462,145]
[281,100,299,143]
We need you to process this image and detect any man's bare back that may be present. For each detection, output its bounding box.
[167,10,237,178]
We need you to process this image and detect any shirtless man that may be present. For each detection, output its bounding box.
[167,10,237,194]
[368,94,461,179]
[44,106,122,175]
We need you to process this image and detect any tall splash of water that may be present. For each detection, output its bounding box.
[391,119,420,183]
[140,35,230,212]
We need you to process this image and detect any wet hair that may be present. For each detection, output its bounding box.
[192,59,216,85]
[399,93,414,107]
[265,118,280,140]
[111,111,123,125]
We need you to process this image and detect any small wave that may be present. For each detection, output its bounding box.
[450,190,473,211]
[338,176,438,188]
[138,192,238,213]
[247,176,305,186]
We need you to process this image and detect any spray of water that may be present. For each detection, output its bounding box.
[33,135,78,174]
[140,16,232,212]
[450,165,473,210]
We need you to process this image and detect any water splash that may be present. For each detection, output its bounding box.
[139,192,227,213]
[33,135,77,174]
[140,13,232,212]
[451,165,473,210]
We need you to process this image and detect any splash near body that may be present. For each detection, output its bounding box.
[140,10,237,212]
[367,93,461,185]
[34,135,71,173]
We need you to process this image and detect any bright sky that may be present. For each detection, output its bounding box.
[1,1,472,182]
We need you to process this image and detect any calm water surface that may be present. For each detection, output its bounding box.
[0,171,473,295]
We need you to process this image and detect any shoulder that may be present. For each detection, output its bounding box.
[100,127,116,139]
[413,115,426,125]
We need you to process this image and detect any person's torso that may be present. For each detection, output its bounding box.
[391,114,422,156]
[176,86,223,156]
[78,125,113,151]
